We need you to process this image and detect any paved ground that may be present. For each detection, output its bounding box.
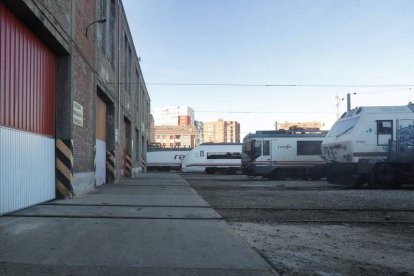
[0,173,276,275]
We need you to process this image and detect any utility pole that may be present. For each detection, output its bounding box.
[335,93,342,119]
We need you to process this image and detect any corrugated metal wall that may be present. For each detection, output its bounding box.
[0,3,56,214]
[0,2,55,136]
[0,127,55,214]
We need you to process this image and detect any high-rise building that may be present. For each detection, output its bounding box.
[153,106,195,126]
[203,119,240,143]
[194,121,204,145]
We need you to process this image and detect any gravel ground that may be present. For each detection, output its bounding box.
[181,173,414,275]
[230,222,414,275]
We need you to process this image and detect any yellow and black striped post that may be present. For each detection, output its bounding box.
[106,150,115,182]
[125,153,132,177]
[56,139,74,199]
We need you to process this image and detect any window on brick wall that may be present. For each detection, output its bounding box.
[136,129,139,160]
[98,0,107,51]
[136,69,140,112]
[124,33,131,95]
[109,0,115,64]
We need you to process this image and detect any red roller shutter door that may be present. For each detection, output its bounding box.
[0,3,56,214]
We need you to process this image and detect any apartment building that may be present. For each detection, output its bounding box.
[203,119,240,143]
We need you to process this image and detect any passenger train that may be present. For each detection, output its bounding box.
[242,130,327,179]
[181,143,242,174]
[147,146,192,171]
[322,103,414,188]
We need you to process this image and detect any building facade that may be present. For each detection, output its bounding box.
[203,119,240,143]
[152,126,198,148]
[153,106,195,126]
[0,0,150,215]
[277,121,322,131]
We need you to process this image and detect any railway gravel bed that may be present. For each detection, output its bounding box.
[181,173,414,275]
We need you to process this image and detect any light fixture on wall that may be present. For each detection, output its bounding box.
[85,18,106,37]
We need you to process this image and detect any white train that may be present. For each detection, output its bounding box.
[322,103,414,188]
[147,147,192,171]
[181,143,242,174]
[241,130,327,179]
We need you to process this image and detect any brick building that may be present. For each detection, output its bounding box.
[0,0,150,214]
[277,121,322,131]
[203,119,240,143]
[152,126,198,148]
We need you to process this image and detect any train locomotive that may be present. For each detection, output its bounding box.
[322,103,414,188]
[241,130,327,180]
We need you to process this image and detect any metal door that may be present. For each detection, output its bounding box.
[1,3,56,214]
[96,96,107,185]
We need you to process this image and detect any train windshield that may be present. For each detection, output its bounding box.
[252,140,262,160]
[242,139,262,160]
[328,117,359,137]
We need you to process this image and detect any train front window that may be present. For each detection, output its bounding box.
[328,117,359,137]
[252,140,262,160]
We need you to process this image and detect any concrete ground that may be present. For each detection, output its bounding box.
[0,173,276,275]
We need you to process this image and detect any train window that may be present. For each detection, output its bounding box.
[377,120,392,135]
[207,152,241,159]
[200,150,204,157]
[263,141,270,156]
[377,120,393,146]
[297,141,322,155]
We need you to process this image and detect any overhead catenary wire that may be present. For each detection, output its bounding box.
[145,82,414,88]
[109,82,414,88]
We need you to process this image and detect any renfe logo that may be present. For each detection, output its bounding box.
[174,155,186,160]
[277,144,292,150]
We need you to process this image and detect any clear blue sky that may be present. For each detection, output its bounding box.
[123,0,414,136]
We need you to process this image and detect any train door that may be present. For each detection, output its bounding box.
[96,96,107,186]
[398,119,413,140]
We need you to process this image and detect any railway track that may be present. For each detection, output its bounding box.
[213,207,414,224]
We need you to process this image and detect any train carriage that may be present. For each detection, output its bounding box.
[147,147,192,171]
[181,143,242,174]
[242,130,327,179]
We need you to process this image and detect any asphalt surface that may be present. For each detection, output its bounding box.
[0,173,276,275]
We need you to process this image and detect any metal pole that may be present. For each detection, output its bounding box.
[347,93,351,111]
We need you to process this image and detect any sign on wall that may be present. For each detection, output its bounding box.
[73,101,84,127]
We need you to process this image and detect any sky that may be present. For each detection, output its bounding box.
[122,0,414,137]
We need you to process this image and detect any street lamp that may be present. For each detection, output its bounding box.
[85,18,106,37]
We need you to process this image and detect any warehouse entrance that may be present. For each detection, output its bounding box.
[0,3,56,214]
